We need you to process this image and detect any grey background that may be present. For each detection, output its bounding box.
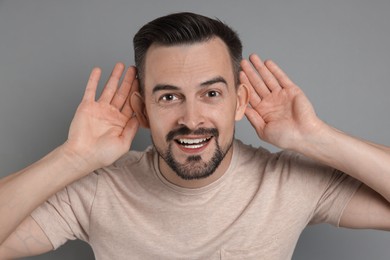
[1,0,389,259]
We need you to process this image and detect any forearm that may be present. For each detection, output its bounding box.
[294,122,390,202]
[0,63,138,247]
[0,144,94,245]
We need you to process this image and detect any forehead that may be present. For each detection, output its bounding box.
[143,37,234,92]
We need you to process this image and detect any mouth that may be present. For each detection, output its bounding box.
[174,136,213,150]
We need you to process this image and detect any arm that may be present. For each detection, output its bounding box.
[0,216,53,258]
[0,63,140,256]
[240,54,390,229]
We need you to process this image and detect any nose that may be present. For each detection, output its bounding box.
[177,100,205,130]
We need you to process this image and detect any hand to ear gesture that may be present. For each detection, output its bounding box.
[65,63,140,170]
[241,54,323,150]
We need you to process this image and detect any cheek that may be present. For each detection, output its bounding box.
[211,107,236,132]
[148,109,176,138]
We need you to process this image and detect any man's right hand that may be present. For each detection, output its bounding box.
[0,63,140,256]
[64,63,140,173]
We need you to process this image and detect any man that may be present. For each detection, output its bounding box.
[0,12,389,259]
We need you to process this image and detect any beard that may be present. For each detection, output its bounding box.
[153,126,233,180]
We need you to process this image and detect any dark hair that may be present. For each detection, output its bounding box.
[133,12,242,94]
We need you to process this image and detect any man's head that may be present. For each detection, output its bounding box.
[133,12,242,94]
[131,12,248,186]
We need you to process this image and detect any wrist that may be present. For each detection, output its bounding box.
[288,119,332,155]
[58,142,102,175]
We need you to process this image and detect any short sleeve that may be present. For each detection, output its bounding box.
[30,172,98,249]
[309,168,362,226]
[272,150,362,227]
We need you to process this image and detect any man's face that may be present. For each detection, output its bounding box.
[142,37,245,182]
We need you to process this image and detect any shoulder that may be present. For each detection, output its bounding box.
[234,139,335,181]
[87,146,158,192]
[65,146,155,194]
[110,146,155,168]
[234,139,296,170]
[97,146,155,175]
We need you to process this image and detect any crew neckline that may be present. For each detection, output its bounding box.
[152,140,240,195]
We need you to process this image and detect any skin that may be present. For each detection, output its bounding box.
[240,54,390,229]
[135,38,248,188]
[1,37,390,258]
[0,63,140,257]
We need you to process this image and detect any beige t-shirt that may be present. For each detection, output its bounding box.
[31,140,361,259]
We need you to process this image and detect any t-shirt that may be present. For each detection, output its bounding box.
[31,140,361,259]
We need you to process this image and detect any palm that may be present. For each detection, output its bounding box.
[241,55,321,149]
[66,64,139,169]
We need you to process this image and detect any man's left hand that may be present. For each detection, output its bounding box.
[240,54,323,150]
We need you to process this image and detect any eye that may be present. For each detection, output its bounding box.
[159,93,178,102]
[206,90,220,98]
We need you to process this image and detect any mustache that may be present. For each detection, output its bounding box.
[166,126,219,142]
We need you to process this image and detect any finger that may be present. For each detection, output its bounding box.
[111,66,136,109]
[245,106,265,138]
[249,54,282,92]
[121,96,133,118]
[265,60,295,88]
[98,62,126,103]
[129,67,140,94]
[82,67,102,102]
[241,59,270,98]
[240,71,262,108]
[121,116,140,148]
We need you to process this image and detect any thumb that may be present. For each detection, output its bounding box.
[121,116,140,148]
[245,106,265,138]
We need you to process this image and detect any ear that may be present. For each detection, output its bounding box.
[130,92,150,128]
[235,83,249,121]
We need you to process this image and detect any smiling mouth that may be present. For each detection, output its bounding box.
[175,137,212,149]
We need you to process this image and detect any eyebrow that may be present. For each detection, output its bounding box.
[152,76,228,94]
[152,84,179,93]
[200,76,228,87]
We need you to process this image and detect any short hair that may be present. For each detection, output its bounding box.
[133,12,242,94]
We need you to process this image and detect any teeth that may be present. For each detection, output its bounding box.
[185,144,204,149]
[178,138,208,145]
